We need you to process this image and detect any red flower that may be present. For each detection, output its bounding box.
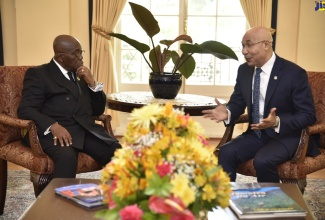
[119,204,143,220]
[156,163,172,177]
[149,196,195,220]
[134,150,142,157]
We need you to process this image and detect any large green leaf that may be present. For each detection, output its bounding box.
[180,41,238,60]
[171,52,195,79]
[149,46,162,72]
[129,2,160,38]
[109,33,150,54]
[160,34,193,48]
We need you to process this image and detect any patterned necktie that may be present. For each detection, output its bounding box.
[67,72,76,83]
[252,68,262,138]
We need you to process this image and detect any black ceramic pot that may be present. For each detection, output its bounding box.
[149,72,182,99]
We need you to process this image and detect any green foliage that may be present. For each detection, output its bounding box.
[109,2,238,79]
[144,173,173,197]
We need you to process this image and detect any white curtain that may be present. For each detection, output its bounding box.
[91,0,127,130]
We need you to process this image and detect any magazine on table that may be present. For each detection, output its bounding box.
[55,183,106,209]
[229,186,307,219]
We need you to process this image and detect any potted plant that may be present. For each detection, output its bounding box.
[109,2,238,99]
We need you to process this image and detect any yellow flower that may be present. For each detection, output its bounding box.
[171,174,196,206]
[202,184,217,202]
[129,104,163,129]
[194,174,207,187]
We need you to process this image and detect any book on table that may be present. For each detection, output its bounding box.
[229,186,307,219]
[55,183,106,209]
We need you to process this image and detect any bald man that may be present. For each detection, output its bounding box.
[202,27,320,182]
[18,35,121,178]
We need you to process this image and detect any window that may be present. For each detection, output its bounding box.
[115,0,247,97]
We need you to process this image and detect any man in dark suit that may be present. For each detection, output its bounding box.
[202,26,320,182]
[18,35,121,178]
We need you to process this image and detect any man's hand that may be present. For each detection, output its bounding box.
[76,66,96,87]
[202,98,228,123]
[50,123,73,147]
[251,107,278,130]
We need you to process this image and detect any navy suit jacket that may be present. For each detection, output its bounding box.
[226,54,320,157]
[18,60,117,150]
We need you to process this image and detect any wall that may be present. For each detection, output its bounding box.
[0,0,90,66]
[276,0,325,71]
[0,0,17,65]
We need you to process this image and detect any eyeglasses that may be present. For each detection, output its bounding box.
[57,49,85,59]
[241,41,266,50]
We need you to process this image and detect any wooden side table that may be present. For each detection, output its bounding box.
[106,91,225,116]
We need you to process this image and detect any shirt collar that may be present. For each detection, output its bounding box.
[53,58,69,74]
[257,52,276,76]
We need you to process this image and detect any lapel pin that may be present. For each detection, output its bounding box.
[274,76,278,80]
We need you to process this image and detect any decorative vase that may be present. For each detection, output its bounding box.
[149,72,182,99]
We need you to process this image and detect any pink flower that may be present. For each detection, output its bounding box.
[198,135,209,146]
[107,179,117,209]
[156,163,172,177]
[119,204,143,220]
[149,196,195,220]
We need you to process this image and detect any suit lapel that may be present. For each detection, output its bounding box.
[264,56,284,112]
[47,60,80,99]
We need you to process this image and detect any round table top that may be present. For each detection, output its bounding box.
[106,91,224,116]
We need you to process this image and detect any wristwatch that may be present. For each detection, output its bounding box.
[273,116,280,128]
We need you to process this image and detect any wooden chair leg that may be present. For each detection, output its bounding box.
[280,178,307,194]
[0,159,8,215]
[30,172,53,197]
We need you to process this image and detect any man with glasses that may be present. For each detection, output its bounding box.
[202,26,320,182]
[18,35,121,178]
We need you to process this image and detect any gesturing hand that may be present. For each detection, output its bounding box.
[202,98,228,123]
[50,123,73,147]
[251,108,278,130]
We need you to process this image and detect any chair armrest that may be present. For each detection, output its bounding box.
[291,123,325,164]
[0,114,31,128]
[94,114,115,137]
[234,114,249,124]
[0,114,47,158]
[307,123,325,134]
[216,114,249,152]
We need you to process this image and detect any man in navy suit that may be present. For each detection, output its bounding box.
[202,26,320,182]
[18,35,121,178]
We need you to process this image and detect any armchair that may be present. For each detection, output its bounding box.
[0,66,114,214]
[216,71,325,193]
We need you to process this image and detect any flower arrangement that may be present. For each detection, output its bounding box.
[96,103,231,220]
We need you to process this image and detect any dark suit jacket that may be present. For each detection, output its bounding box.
[18,60,118,150]
[226,54,320,157]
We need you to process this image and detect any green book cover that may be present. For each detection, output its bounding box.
[230,186,306,219]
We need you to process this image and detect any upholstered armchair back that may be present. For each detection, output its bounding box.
[0,66,31,147]
[307,71,325,149]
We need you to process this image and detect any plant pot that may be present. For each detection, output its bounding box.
[149,72,182,99]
